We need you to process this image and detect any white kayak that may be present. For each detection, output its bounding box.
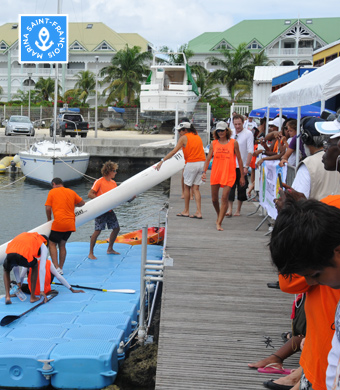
[0,151,184,264]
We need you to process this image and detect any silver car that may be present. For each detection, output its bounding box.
[5,116,35,136]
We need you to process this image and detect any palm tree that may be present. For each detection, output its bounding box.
[100,45,152,104]
[65,70,96,105]
[159,43,194,64]
[209,43,253,102]
[35,77,59,101]
[190,65,219,101]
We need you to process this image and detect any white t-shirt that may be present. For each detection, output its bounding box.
[232,129,254,168]
[292,163,311,198]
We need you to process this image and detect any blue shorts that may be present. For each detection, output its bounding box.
[95,211,119,231]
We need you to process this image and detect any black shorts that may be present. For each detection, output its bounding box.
[3,253,37,272]
[49,230,72,244]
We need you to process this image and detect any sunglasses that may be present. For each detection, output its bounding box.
[216,129,226,133]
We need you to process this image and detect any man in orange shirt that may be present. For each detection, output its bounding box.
[45,178,85,274]
[87,161,121,260]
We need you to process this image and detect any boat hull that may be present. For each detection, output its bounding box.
[19,153,89,184]
[140,91,199,112]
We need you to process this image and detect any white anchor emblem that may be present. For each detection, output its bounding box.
[35,27,54,51]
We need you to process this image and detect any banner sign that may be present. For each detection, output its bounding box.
[19,15,68,63]
[258,161,287,219]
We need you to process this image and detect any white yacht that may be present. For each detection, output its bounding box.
[19,139,89,184]
[140,52,200,113]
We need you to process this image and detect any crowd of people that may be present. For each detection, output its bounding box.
[4,110,340,390]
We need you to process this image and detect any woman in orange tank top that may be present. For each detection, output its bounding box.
[156,122,205,219]
[202,121,245,231]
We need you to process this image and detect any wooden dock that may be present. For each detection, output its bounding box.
[155,172,299,389]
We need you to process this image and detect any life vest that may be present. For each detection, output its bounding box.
[28,259,52,295]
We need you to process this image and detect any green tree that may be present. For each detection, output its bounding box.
[209,43,253,102]
[65,70,96,105]
[190,65,220,101]
[35,77,60,101]
[159,43,194,64]
[100,45,152,104]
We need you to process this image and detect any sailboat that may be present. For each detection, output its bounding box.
[140,52,200,113]
[18,0,90,184]
[18,137,90,184]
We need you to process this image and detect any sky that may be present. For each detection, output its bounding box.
[0,0,339,50]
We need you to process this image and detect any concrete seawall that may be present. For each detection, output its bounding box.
[0,130,175,171]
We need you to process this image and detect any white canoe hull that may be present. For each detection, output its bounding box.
[0,150,185,264]
[19,153,90,184]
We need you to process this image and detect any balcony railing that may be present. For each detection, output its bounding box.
[266,48,313,56]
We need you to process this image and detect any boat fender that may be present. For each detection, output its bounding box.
[117,341,125,363]
[146,283,155,293]
[37,359,55,380]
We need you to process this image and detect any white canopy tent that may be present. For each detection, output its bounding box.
[268,56,340,108]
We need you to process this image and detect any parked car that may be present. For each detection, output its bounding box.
[50,108,89,138]
[5,116,35,136]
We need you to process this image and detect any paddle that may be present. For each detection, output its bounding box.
[1,291,58,327]
[52,282,135,294]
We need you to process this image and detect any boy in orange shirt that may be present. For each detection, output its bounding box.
[270,197,340,390]
[87,161,121,260]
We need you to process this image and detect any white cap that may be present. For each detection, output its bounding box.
[268,117,282,128]
[314,117,340,137]
[215,121,228,130]
[175,122,191,131]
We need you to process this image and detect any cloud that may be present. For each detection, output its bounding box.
[0,0,339,50]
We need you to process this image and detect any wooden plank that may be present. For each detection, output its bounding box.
[155,172,299,389]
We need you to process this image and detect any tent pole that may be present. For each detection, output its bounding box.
[296,106,301,174]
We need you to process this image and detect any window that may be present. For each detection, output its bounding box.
[12,24,18,29]
[0,42,7,50]
[306,19,313,24]
[247,40,263,50]
[70,42,85,51]
[284,20,291,25]
[213,40,232,51]
[86,24,93,29]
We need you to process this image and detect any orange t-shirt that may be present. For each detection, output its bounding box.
[210,139,236,187]
[28,259,52,295]
[45,187,83,232]
[6,232,45,263]
[91,176,117,196]
[279,274,340,390]
[183,133,206,163]
[277,195,340,390]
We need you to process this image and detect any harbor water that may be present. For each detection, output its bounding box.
[0,169,170,295]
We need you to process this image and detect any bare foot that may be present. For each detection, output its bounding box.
[30,295,40,303]
[225,213,232,218]
[233,212,241,216]
[190,197,194,200]
[248,354,282,369]
[216,223,224,231]
[107,250,120,255]
[271,366,302,386]
[181,194,184,199]
[5,298,12,305]
[88,254,97,260]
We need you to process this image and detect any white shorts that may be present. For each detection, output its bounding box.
[183,161,205,186]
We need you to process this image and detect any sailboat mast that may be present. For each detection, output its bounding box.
[53,0,62,144]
